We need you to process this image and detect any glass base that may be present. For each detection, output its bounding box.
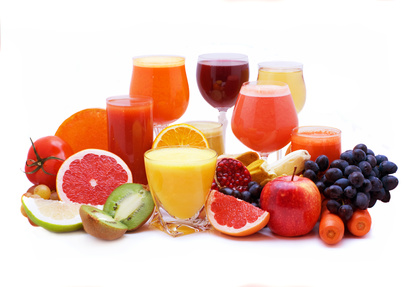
[149,206,212,237]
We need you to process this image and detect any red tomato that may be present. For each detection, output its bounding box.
[25,136,74,190]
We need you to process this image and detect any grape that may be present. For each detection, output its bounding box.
[354,143,368,153]
[315,181,326,193]
[353,148,367,163]
[247,181,258,189]
[375,154,388,165]
[348,171,364,188]
[372,166,380,178]
[366,149,375,156]
[241,191,252,202]
[304,160,319,174]
[358,178,372,193]
[368,197,377,208]
[325,168,344,183]
[366,155,377,167]
[381,190,391,203]
[248,182,262,198]
[369,176,383,191]
[340,150,354,165]
[358,161,372,177]
[326,199,341,214]
[381,175,399,190]
[219,187,234,196]
[343,185,357,199]
[232,189,242,199]
[378,161,398,175]
[329,159,349,172]
[327,185,344,199]
[338,204,354,221]
[316,155,329,172]
[303,169,317,182]
[334,178,350,190]
[370,188,386,201]
[344,165,361,177]
[355,192,369,210]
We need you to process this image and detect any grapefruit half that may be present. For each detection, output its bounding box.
[206,190,270,236]
[56,149,133,206]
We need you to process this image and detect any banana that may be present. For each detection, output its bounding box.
[218,151,260,166]
[266,149,311,177]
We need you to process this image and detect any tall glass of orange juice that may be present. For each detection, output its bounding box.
[144,146,217,237]
[130,55,189,135]
[258,61,306,113]
[231,80,298,160]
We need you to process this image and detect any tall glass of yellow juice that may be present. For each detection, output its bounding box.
[257,61,306,113]
[185,121,225,155]
[144,146,217,237]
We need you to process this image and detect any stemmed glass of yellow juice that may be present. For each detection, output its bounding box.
[144,146,217,237]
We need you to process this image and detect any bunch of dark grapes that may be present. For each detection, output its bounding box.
[218,181,263,207]
[303,143,399,222]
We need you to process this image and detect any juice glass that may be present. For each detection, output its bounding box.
[288,126,342,163]
[144,146,217,237]
[196,53,249,140]
[231,80,298,160]
[129,55,189,135]
[258,61,306,113]
[185,121,225,155]
[106,96,153,184]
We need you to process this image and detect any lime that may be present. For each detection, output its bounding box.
[21,196,83,232]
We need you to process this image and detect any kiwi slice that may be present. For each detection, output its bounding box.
[79,205,128,240]
[103,183,154,231]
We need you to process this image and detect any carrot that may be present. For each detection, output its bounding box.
[347,209,372,237]
[319,208,345,245]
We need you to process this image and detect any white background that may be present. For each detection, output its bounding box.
[1,0,416,286]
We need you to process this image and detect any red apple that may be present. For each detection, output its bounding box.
[260,175,321,237]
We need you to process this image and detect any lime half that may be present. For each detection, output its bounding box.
[21,196,83,232]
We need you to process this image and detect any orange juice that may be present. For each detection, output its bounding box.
[130,56,189,126]
[144,146,217,219]
[186,121,225,155]
[258,61,306,113]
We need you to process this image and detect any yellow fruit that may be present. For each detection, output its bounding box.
[267,150,311,177]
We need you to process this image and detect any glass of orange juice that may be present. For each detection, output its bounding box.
[144,146,217,237]
[130,55,189,135]
[185,121,225,155]
[231,80,298,160]
[257,61,306,113]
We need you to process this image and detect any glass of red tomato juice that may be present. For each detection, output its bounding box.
[288,126,341,163]
[106,96,153,184]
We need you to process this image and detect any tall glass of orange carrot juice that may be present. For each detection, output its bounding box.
[129,55,189,135]
[144,146,217,237]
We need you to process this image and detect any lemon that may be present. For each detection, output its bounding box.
[21,196,83,232]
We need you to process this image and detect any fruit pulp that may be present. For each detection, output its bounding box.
[186,121,224,155]
[144,147,217,220]
[289,126,341,163]
[231,84,299,154]
[129,56,189,126]
[196,60,249,110]
[258,67,306,113]
[106,96,153,184]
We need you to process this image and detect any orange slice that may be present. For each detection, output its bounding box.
[152,123,209,148]
[206,190,270,236]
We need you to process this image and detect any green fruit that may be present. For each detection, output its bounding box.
[79,205,128,240]
[21,196,83,232]
[103,183,154,231]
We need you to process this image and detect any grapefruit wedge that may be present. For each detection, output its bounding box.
[206,190,270,236]
[56,149,133,206]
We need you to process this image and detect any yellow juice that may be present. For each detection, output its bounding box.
[186,121,225,155]
[258,64,306,113]
[144,147,217,219]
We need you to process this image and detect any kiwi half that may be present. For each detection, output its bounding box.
[79,205,128,240]
[103,183,155,231]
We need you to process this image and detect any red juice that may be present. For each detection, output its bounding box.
[196,60,249,110]
[106,96,153,184]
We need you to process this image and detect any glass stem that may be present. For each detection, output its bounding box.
[218,110,228,150]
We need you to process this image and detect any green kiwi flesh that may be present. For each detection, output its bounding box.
[103,183,155,231]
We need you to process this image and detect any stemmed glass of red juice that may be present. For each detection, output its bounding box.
[231,81,299,161]
[196,53,249,141]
